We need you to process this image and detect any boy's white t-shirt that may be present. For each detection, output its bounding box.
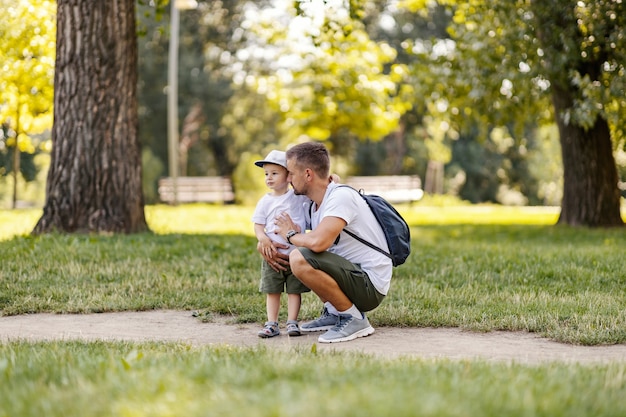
[252,189,309,254]
[311,182,393,295]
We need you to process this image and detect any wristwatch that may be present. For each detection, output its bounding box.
[286,230,298,244]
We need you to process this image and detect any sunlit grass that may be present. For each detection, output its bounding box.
[402,204,561,225]
[0,208,42,241]
[0,203,564,242]
[145,204,256,235]
[0,205,256,241]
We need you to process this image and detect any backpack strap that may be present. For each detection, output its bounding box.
[342,228,392,260]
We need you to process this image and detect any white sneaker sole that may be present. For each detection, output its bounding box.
[317,325,375,343]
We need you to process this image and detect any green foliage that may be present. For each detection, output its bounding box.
[136,0,247,185]
[527,125,564,205]
[394,0,626,213]
[400,0,625,142]
[446,124,557,205]
[400,0,550,140]
[220,86,286,170]
[0,126,37,181]
[237,2,413,143]
[1,205,625,345]
[231,151,270,206]
[529,0,626,140]
[141,147,165,204]
[0,0,55,180]
[136,0,170,35]
[0,0,56,131]
[132,0,608,206]
[1,342,625,417]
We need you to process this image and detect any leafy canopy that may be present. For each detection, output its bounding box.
[0,0,55,153]
[236,1,414,142]
[399,0,626,147]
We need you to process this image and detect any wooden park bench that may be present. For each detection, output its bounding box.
[158,176,235,204]
[345,175,424,204]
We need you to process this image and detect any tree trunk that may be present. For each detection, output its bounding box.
[11,103,21,209]
[551,84,623,227]
[33,0,148,234]
[383,124,406,175]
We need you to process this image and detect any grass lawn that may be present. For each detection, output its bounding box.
[1,203,625,417]
[1,341,625,417]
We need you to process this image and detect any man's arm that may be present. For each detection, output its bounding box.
[275,213,346,253]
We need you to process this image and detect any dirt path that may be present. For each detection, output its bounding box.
[1,310,625,364]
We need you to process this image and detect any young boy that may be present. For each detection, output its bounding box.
[252,150,310,337]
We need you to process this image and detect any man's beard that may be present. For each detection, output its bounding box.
[291,183,306,195]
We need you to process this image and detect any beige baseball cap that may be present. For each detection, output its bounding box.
[254,150,287,169]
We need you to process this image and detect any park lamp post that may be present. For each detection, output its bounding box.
[167,0,198,205]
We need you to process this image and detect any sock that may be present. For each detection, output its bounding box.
[324,302,339,316]
[339,304,362,319]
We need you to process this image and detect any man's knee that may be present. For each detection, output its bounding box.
[289,249,310,277]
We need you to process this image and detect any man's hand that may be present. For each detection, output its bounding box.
[257,240,290,272]
[274,212,299,239]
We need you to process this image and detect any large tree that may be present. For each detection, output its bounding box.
[33,0,148,234]
[529,1,624,226]
[401,0,624,227]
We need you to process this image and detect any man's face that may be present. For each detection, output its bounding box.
[286,158,307,195]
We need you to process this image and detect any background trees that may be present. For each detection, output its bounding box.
[1,0,624,229]
[0,0,55,208]
[399,0,624,226]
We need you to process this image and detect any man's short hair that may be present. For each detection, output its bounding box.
[286,142,330,177]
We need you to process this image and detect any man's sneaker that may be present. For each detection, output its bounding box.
[300,308,338,332]
[318,314,375,343]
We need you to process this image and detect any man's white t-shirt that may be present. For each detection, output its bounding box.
[310,182,393,295]
[252,189,309,255]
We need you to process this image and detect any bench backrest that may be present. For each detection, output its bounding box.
[345,175,423,204]
[158,176,235,204]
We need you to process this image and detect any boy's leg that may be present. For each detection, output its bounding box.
[286,293,301,322]
[285,293,303,336]
[258,261,285,338]
[266,293,281,323]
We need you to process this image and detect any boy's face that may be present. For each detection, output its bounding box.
[263,163,288,190]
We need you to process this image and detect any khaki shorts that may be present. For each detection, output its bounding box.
[259,260,311,294]
[297,248,385,312]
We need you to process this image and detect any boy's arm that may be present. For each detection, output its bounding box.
[254,223,273,255]
[255,223,289,271]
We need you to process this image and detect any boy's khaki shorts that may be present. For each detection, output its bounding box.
[259,260,311,294]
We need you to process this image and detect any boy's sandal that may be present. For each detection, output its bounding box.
[286,320,301,337]
[258,321,280,338]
